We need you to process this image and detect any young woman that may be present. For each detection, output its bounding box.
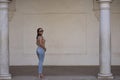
[36,28,46,79]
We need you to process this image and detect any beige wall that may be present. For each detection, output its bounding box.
[9,0,120,66]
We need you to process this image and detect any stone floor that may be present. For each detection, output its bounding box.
[11,76,97,80]
[9,75,120,80]
[8,66,120,80]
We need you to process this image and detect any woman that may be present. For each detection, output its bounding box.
[36,28,46,79]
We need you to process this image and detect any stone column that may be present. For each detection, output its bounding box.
[97,0,113,79]
[0,0,11,79]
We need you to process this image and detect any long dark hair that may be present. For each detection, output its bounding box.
[36,28,42,39]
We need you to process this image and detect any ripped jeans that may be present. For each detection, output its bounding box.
[36,47,45,74]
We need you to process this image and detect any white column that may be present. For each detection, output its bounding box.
[97,0,113,79]
[0,0,11,79]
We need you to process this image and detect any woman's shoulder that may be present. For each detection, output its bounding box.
[38,36,43,39]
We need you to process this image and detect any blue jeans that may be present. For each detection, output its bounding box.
[36,47,45,74]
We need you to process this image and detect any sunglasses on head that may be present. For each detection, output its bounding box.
[39,30,44,32]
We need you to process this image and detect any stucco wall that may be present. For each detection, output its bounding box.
[9,0,120,65]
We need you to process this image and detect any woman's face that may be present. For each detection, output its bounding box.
[38,29,44,35]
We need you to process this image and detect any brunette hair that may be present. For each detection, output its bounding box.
[36,28,43,39]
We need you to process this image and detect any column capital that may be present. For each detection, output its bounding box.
[97,0,113,10]
[96,0,113,3]
[0,0,10,3]
[0,0,9,9]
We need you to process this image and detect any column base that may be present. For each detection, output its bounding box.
[0,74,12,79]
[98,73,114,80]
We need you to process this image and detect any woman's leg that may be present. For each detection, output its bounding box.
[38,53,45,74]
[37,48,45,78]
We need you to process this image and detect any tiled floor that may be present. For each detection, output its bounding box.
[10,76,120,80]
[9,66,120,80]
[11,76,97,80]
